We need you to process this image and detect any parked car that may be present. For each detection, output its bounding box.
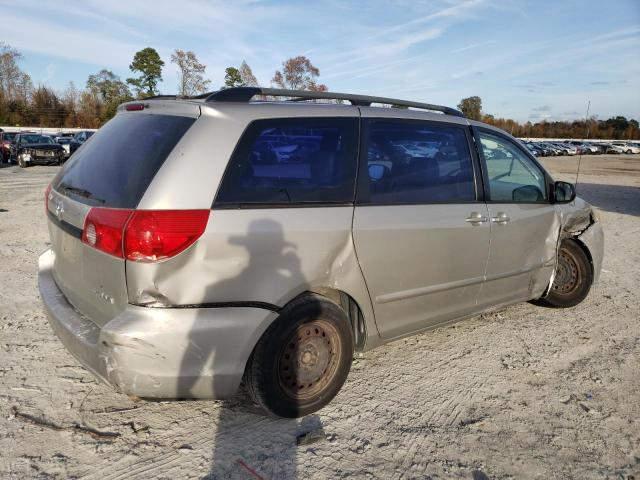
[523,142,543,157]
[13,133,65,167]
[566,140,594,154]
[611,142,640,154]
[533,142,555,157]
[550,142,578,156]
[54,136,73,160]
[39,87,604,418]
[0,131,20,162]
[537,142,560,156]
[581,143,601,154]
[600,143,625,154]
[69,130,95,155]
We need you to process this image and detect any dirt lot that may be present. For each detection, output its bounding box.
[1,155,639,479]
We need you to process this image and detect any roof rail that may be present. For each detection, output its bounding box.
[204,87,464,117]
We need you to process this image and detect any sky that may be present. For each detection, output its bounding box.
[1,0,639,122]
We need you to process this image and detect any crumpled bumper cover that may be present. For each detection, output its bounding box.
[576,220,604,285]
[38,249,278,399]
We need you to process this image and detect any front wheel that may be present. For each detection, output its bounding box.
[244,294,353,418]
[538,240,592,308]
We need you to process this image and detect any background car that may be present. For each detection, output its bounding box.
[1,131,19,162]
[69,130,95,155]
[13,133,65,167]
[600,143,625,154]
[611,142,640,154]
[523,142,543,157]
[54,136,73,159]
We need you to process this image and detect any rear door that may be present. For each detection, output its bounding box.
[474,128,560,308]
[353,116,490,339]
[47,108,197,326]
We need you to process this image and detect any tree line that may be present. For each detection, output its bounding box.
[1,41,637,139]
[458,96,639,140]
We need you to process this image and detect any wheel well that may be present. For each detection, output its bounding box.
[570,237,595,279]
[289,288,367,352]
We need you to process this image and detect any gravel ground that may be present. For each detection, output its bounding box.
[1,155,639,479]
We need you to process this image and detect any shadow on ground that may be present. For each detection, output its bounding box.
[576,182,640,217]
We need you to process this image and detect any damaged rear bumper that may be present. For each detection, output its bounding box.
[38,249,278,399]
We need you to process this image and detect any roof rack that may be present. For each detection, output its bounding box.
[203,87,464,117]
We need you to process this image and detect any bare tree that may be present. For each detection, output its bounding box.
[272,56,327,91]
[0,42,32,100]
[171,49,211,96]
[239,60,259,87]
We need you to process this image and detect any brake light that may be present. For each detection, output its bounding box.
[124,210,210,262]
[125,103,145,111]
[81,208,209,262]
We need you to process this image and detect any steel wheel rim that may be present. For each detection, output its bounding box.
[553,249,581,295]
[278,319,342,401]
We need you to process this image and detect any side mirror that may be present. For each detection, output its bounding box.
[368,164,386,182]
[554,181,576,204]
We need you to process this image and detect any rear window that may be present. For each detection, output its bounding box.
[53,113,195,208]
[215,117,358,206]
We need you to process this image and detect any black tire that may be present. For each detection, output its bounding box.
[538,240,592,308]
[244,293,353,418]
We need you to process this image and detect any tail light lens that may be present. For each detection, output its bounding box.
[82,208,132,258]
[81,208,209,262]
[124,210,210,262]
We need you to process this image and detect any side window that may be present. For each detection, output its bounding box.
[359,120,476,204]
[477,131,548,203]
[215,118,358,206]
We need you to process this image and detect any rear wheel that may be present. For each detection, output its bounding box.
[244,294,353,418]
[538,240,592,308]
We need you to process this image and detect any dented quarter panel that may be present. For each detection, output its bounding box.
[125,208,379,346]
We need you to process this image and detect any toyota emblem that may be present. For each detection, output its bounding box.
[55,201,64,220]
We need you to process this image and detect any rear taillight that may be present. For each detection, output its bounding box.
[82,208,132,258]
[124,210,210,262]
[81,208,209,262]
[44,184,52,214]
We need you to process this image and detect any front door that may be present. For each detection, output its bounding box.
[474,129,560,308]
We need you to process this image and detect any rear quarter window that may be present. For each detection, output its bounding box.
[214,117,358,206]
[52,113,195,208]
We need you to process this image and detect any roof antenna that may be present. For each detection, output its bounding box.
[574,100,591,193]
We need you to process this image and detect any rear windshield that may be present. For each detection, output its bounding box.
[53,113,195,208]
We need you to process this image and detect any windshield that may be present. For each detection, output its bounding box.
[53,113,195,208]
[20,135,54,144]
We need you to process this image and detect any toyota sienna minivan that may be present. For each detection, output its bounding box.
[39,87,604,418]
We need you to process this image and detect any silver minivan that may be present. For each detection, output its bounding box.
[39,87,604,418]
